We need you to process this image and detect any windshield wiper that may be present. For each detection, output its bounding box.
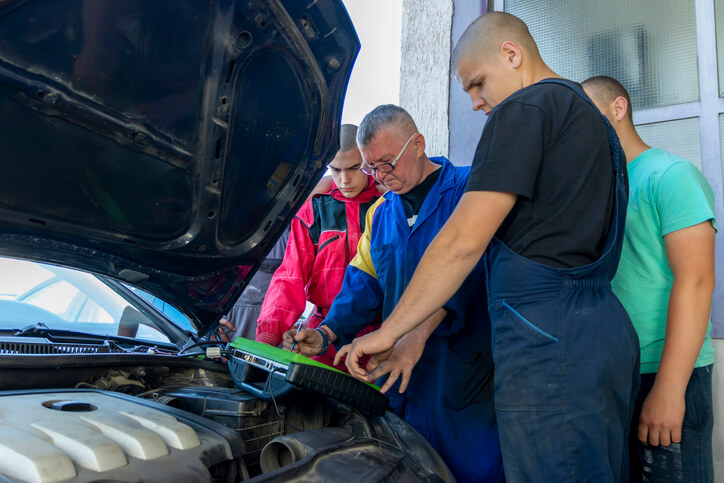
[8,323,176,353]
[13,322,51,337]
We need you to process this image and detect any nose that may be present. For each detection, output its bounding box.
[375,169,392,185]
[470,93,486,112]
[340,170,351,186]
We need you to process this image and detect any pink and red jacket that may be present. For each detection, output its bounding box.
[256,177,380,369]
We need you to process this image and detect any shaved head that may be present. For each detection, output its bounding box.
[582,76,633,122]
[452,12,540,72]
[339,124,358,152]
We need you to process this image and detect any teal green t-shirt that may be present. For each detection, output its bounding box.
[612,148,717,374]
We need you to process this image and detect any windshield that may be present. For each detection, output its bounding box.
[0,257,177,344]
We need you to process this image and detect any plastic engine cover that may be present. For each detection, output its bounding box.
[0,389,243,482]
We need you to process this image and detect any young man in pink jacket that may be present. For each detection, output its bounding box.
[256,124,380,370]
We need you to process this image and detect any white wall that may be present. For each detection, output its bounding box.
[399,0,454,158]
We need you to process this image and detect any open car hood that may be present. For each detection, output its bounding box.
[0,0,359,333]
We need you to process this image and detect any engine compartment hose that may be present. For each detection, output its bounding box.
[260,427,353,473]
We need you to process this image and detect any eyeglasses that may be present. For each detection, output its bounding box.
[360,132,418,176]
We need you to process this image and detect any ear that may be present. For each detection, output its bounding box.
[414,133,426,157]
[500,41,523,69]
[611,96,629,122]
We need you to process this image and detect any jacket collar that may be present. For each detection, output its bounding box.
[382,156,456,233]
[329,175,378,203]
[429,156,455,193]
[413,157,453,231]
[382,156,455,202]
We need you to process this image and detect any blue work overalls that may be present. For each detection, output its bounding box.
[324,158,503,482]
[484,80,640,482]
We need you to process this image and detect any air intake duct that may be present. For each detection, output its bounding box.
[260,428,353,473]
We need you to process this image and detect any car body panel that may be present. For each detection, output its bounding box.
[0,2,456,481]
[0,0,359,333]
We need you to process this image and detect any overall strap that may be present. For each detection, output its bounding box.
[534,78,628,278]
[535,78,626,179]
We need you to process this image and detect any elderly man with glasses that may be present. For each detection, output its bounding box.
[284,104,503,483]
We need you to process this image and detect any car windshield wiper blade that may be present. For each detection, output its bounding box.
[9,323,176,352]
[13,322,52,337]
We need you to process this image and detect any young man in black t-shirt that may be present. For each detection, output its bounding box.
[336,12,640,482]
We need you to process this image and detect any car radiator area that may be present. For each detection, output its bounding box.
[0,390,243,483]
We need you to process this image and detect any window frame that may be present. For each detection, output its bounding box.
[495,0,724,335]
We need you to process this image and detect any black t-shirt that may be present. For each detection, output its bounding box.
[465,80,614,268]
[401,167,441,227]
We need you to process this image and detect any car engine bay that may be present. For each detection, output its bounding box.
[0,344,451,483]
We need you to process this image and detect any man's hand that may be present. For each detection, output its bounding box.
[365,331,426,394]
[206,318,236,362]
[335,328,397,378]
[282,328,323,356]
[345,191,515,366]
[638,383,686,446]
[213,318,236,343]
[636,220,716,447]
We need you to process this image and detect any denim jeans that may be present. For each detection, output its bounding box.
[629,364,714,483]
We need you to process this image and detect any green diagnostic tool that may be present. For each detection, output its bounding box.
[227,338,388,416]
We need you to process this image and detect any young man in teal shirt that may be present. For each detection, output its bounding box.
[583,75,717,482]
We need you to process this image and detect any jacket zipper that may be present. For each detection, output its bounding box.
[318,234,340,252]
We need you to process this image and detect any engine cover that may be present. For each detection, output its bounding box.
[0,389,243,482]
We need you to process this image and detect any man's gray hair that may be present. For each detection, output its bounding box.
[356,104,418,148]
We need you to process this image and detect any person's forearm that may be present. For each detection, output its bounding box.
[380,224,486,341]
[408,307,448,340]
[257,317,300,346]
[655,275,715,392]
[378,191,515,343]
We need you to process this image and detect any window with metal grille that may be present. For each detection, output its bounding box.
[497,0,724,336]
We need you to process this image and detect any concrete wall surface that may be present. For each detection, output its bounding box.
[399,0,454,158]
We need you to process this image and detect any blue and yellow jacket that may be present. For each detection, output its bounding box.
[322,156,503,483]
[324,156,483,342]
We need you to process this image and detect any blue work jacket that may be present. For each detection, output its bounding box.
[325,157,478,338]
[323,157,503,483]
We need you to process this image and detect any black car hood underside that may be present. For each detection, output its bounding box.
[0,0,359,333]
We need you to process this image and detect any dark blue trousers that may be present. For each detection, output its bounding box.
[486,243,641,482]
[629,365,714,483]
[385,329,503,482]
[482,78,640,482]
